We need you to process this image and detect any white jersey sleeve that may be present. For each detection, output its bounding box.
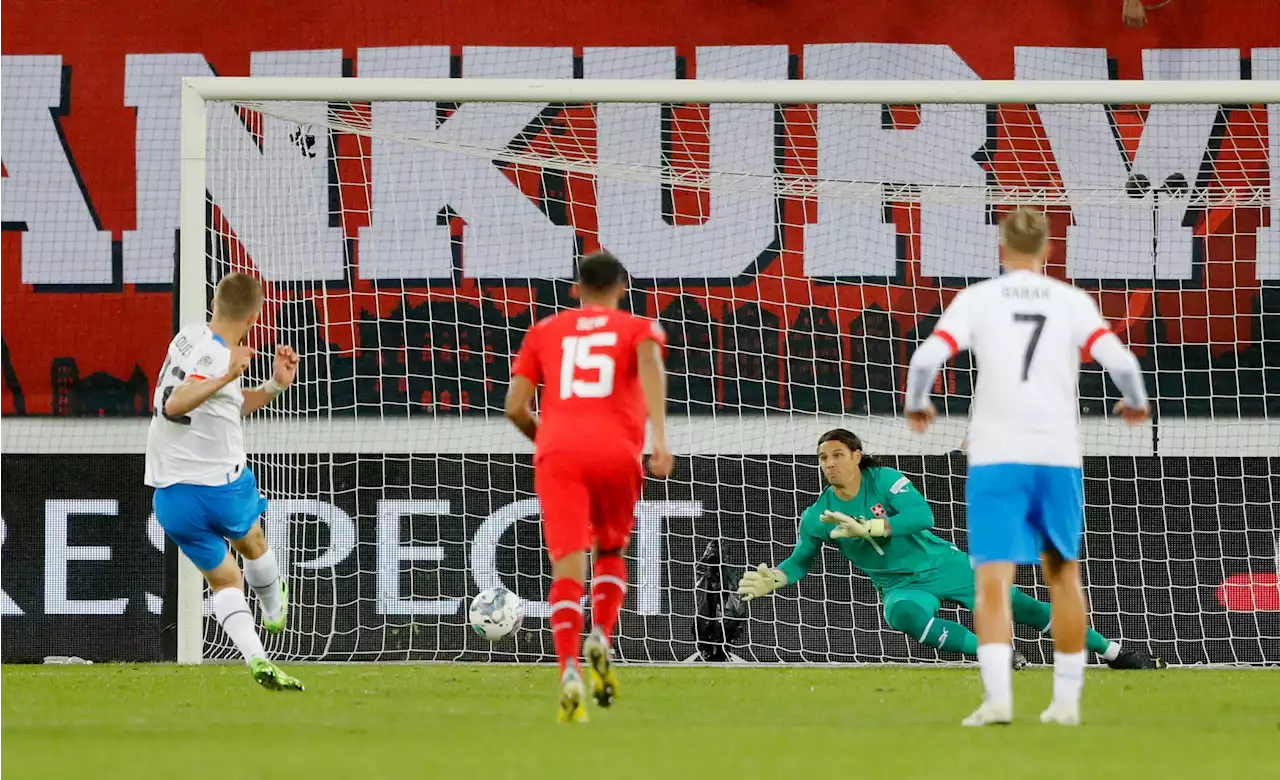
[187,338,230,383]
[144,326,246,488]
[903,289,976,414]
[932,287,979,353]
[1066,289,1110,353]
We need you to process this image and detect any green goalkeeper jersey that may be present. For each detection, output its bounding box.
[777,467,959,590]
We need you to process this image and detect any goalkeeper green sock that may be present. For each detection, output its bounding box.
[1009,587,1119,659]
[1085,628,1119,658]
[1010,587,1053,630]
[920,617,980,655]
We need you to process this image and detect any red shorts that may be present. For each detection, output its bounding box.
[534,450,643,561]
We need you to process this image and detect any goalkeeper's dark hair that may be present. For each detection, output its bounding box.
[818,428,880,471]
[576,250,628,293]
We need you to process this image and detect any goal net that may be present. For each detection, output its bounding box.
[191,67,1280,666]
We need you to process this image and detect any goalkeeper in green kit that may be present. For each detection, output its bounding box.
[737,429,1164,670]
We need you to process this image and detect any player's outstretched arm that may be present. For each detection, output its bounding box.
[903,335,953,432]
[1090,332,1151,425]
[504,375,539,443]
[737,522,821,601]
[165,344,252,418]
[904,291,972,433]
[241,345,299,416]
[505,326,543,443]
[637,338,672,478]
[737,564,787,601]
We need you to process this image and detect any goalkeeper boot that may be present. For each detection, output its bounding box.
[1039,700,1081,726]
[1012,649,1030,671]
[262,581,289,635]
[961,700,1013,727]
[250,657,305,692]
[583,627,618,708]
[1106,647,1165,670]
[557,664,588,724]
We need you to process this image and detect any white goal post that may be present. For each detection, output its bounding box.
[176,76,1280,665]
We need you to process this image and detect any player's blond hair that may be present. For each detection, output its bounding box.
[999,207,1049,256]
[214,272,264,320]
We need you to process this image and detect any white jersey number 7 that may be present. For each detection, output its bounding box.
[1012,312,1047,382]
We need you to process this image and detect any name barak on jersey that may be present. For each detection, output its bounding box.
[1001,287,1050,301]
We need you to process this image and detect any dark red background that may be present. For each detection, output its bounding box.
[3,0,1279,417]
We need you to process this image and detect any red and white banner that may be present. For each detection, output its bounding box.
[2,0,1278,416]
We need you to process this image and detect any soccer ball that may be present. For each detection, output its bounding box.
[468,586,525,641]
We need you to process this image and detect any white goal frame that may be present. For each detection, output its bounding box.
[175,76,1280,664]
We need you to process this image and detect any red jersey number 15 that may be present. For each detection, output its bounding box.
[560,333,617,399]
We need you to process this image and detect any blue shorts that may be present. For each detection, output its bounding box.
[966,464,1084,565]
[152,466,268,571]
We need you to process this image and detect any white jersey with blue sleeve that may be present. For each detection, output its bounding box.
[144,325,246,488]
[905,270,1148,468]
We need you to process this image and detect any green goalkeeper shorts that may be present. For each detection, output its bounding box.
[879,548,977,618]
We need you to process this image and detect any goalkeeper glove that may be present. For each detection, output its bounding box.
[737,564,787,602]
[820,510,888,539]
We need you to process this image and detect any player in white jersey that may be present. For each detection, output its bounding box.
[145,272,303,691]
[903,208,1150,727]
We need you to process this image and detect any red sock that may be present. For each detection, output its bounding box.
[548,578,585,673]
[591,554,628,642]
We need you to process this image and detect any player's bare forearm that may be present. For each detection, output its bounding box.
[241,346,299,416]
[164,375,235,417]
[240,389,276,416]
[637,339,673,477]
[504,375,539,443]
[510,411,538,443]
[167,342,258,418]
[1122,0,1147,27]
[637,341,667,443]
[241,350,298,415]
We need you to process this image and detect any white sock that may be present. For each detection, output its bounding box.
[243,550,284,620]
[213,587,265,665]
[1101,641,1122,662]
[1053,650,1087,706]
[977,643,1013,705]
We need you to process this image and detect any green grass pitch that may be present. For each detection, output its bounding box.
[3,664,1276,779]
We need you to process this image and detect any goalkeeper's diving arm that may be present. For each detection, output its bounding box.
[737,529,822,602]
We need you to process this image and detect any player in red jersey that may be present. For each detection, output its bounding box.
[505,251,673,724]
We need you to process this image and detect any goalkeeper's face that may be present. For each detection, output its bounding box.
[818,441,861,489]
